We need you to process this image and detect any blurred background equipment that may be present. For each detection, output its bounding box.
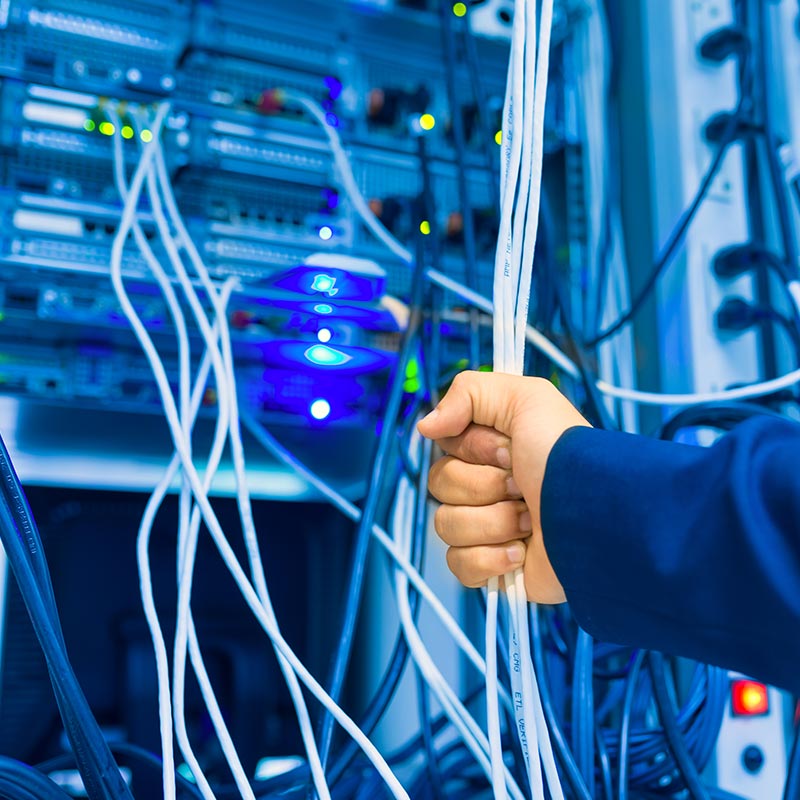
[0,0,797,798]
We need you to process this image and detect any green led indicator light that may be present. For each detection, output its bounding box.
[140,129,153,143]
[98,121,115,136]
[121,125,134,139]
[419,220,431,236]
[453,2,467,16]
[83,119,96,132]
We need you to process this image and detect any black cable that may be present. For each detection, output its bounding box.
[316,205,430,776]
[0,436,133,800]
[756,0,800,279]
[0,756,73,800]
[0,435,63,640]
[594,724,613,800]
[321,136,438,787]
[407,434,447,798]
[325,431,427,788]
[459,6,501,200]
[415,670,445,800]
[656,400,785,441]
[439,0,482,368]
[647,652,711,800]
[529,606,593,800]
[37,743,204,800]
[554,277,617,430]
[617,650,645,800]
[586,103,746,346]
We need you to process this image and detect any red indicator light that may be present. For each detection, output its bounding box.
[731,679,769,716]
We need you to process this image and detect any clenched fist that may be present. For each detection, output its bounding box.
[417,371,590,603]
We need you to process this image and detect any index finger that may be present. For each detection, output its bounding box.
[437,424,511,468]
[417,371,527,441]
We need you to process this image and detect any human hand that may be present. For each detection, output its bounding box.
[417,371,590,603]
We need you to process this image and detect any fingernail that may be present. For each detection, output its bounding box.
[496,447,511,469]
[519,511,532,532]
[507,475,522,497]
[506,542,525,566]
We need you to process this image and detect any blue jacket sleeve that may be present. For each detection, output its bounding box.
[540,417,800,694]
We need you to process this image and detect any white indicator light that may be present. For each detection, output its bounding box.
[311,273,338,296]
[317,328,332,343]
[310,399,331,420]
[318,225,333,241]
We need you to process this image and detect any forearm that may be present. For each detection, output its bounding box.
[540,419,800,694]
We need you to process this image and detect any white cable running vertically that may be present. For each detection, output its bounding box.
[488,1,563,798]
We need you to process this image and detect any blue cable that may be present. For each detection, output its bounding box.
[316,248,428,777]
[0,435,133,800]
[648,652,711,800]
[617,650,645,800]
[0,756,72,800]
[530,606,592,800]
[572,629,595,789]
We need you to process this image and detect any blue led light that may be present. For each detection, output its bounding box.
[262,341,393,375]
[323,189,340,210]
[324,76,343,100]
[314,303,333,314]
[311,273,338,295]
[304,344,351,366]
[325,113,340,128]
[309,399,331,420]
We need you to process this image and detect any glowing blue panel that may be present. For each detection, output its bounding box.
[261,341,393,375]
[269,266,386,303]
[304,344,351,366]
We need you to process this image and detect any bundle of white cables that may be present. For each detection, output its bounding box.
[484,1,564,799]
[106,102,410,800]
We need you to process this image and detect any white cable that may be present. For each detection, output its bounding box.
[112,105,237,798]
[110,106,252,800]
[515,0,553,371]
[428,267,800,405]
[484,586,506,799]
[141,159,257,799]
[107,102,179,800]
[239,412,509,694]
[390,477,527,800]
[111,105,407,800]
[144,118,330,800]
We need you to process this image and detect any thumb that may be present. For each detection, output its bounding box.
[417,371,517,440]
